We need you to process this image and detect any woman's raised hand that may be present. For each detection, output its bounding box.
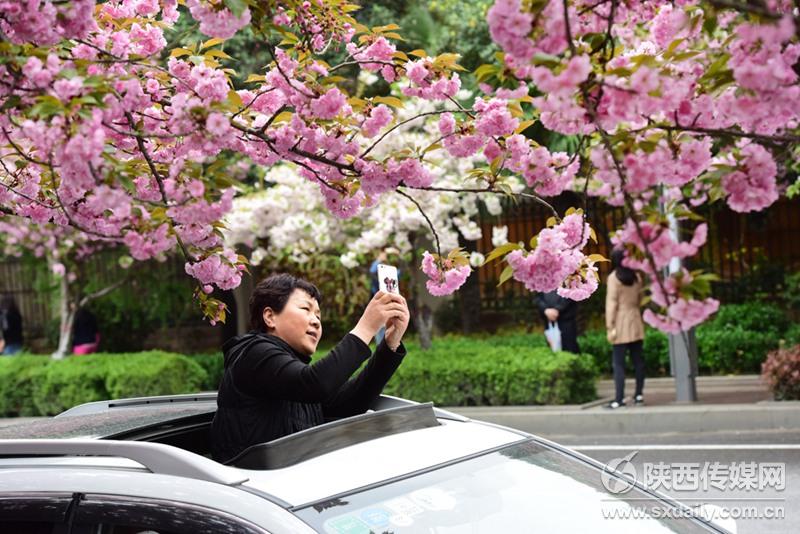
[350,291,408,346]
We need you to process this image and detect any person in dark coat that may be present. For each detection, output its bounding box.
[535,290,580,353]
[211,273,410,464]
[0,295,23,355]
[72,308,100,355]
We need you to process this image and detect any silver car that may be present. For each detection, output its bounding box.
[0,394,733,533]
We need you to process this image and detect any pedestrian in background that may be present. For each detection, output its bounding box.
[535,290,580,353]
[0,294,23,355]
[605,248,645,409]
[72,308,101,355]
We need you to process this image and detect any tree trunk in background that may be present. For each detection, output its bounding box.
[52,272,75,360]
[414,305,433,350]
[458,235,481,335]
[408,233,433,350]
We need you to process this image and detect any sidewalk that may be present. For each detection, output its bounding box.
[446,375,800,445]
[594,374,772,406]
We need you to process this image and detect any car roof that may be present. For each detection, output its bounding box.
[243,419,526,507]
[0,393,526,507]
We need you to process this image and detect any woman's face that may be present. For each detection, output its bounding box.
[263,289,322,356]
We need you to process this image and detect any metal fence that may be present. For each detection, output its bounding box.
[0,260,51,340]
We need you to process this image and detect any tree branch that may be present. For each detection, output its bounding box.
[396,187,442,259]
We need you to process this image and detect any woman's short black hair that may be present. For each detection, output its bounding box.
[611,248,637,286]
[249,274,322,332]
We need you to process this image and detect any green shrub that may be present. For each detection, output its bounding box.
[706,302,790,337]
[576,330,611,374]
[0,355,51,416]
[577,329,670,377]
[190,353,224,390]
[580,302,793,376]
[0,352,209,416]
[105,352,207,399]
[695,325,777,374]
[384,338,597,406]
[33,355,113,416]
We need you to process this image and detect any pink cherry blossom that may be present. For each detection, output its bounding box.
[186,0,251,39]
[362,105,393,138]
[421,252,471,296]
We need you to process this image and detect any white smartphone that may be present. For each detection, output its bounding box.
[377,264,399,294]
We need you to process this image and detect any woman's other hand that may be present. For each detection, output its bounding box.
[384,294,410,351]
[350,291,407,345]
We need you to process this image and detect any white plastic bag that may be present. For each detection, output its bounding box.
[544,321,562,352]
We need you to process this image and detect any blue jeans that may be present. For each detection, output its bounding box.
[2,343,22,355]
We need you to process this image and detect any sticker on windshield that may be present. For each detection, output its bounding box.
[358,508,391,529]
[383,496,424,517]
[389,513,414,527]
[410,487,457,511]
[324,515,371,534]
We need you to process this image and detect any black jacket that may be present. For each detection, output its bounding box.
[535,290,577,323]
[0,308,22,345]
[210,331,406,463]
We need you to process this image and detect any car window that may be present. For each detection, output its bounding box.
[0,494,73,534]
[73,494,268,534]
[294,440,714,533]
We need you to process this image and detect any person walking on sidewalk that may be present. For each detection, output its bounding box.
[605,248,645,409]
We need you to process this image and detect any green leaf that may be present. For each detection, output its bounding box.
[515,120,535,134]
[373,96,404,108]
[201,38,226,50]
[484,242,522,265]
[372,24,401,33]
[497,265,514,287]
[586,254,609,264]
[170,47,193,58]
[227,89,243,108]
[205,49,233,60]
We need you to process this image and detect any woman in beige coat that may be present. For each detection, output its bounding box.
[605,248,645,409]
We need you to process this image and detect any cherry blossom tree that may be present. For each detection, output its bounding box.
[223,92,520,344]
[0,0,797,340]
[483,0,799,332]
[0,218,132,357]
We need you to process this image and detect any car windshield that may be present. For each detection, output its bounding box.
[293,440,712,533]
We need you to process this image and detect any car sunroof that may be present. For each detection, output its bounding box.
[0,404,216,440]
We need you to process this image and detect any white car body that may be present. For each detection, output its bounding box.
[0,394,732,533]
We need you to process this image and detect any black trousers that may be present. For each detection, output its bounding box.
[612,340,644,403]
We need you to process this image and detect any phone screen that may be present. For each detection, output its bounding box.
[378,264,399,294]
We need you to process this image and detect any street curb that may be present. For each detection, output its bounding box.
[445,402,800,437]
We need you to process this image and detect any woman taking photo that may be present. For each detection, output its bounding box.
[605,248,645,409]
[211,273,410,463]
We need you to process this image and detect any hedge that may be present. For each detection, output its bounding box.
[383,336,598,406]
[0,336,597,415]
[578,302,798,376]
[194,335,595,406]
[0,351,207,416]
